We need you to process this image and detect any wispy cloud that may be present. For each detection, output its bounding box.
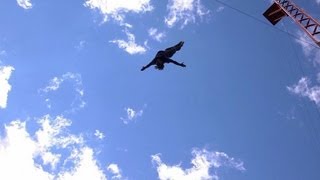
[148,28,166,42]
[0,50,6,56]
[107,163,123,179]
[317,0,320,5]
[0,115,108,180]
[17,0,32,9]
[0,66,14,109]
[110,29,146,55]
[165,0,209,28]
[75,40,86,51]
[84,0,153,24]
[120,107,144,124]
[216,6,225,13]
[288,77,320,106]
[39,72,86,113]
[295,31,320,66]
[94,130,105,140]
[151,148,245,180]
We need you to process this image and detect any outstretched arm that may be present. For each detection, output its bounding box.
[167,59,186,67]
[141,59,156,71]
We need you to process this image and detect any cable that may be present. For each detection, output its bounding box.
[212,0,320,132]
[212,0,320,50]
[281,21,320,154]
[210,0,320,153]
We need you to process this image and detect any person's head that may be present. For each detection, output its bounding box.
[155,59,164,70]
[155,63,164,70]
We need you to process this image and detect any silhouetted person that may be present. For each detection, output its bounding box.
[141,41,186,71]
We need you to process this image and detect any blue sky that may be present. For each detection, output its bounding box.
[1,0,320,179]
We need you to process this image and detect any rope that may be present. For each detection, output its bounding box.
[212,0,320,50]
[210,0,320,154]
[283,22,320,154]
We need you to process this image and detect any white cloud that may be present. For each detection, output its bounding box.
[39,72,86,113]
[17,0,32,9]
[0,115,107,180]
[120,107,143,124]
[165,0,209,28]
[84,0,153,24]
[94,130,105,140]
[0,50,6,56]
[110,29,146,54]
[57,147,106,180]
[151,148,245,180]
[317,0,320,5]
[107,163,123,179]
[216,6,225,13]
[295,31,320,65]
[75,40,86,51]
[41,77,63,92]
[0,66,14,109]
[288,77,320,106]
[148,28,166,42]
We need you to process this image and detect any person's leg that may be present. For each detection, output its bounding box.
[163,41,184,58]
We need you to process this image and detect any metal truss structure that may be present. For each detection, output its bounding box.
[263,0,320,46]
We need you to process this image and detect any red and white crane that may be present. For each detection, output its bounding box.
[263,0,320,46]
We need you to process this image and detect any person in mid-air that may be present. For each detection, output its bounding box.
[141,41,186,71]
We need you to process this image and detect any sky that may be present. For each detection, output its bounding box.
[0,0,320,179]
